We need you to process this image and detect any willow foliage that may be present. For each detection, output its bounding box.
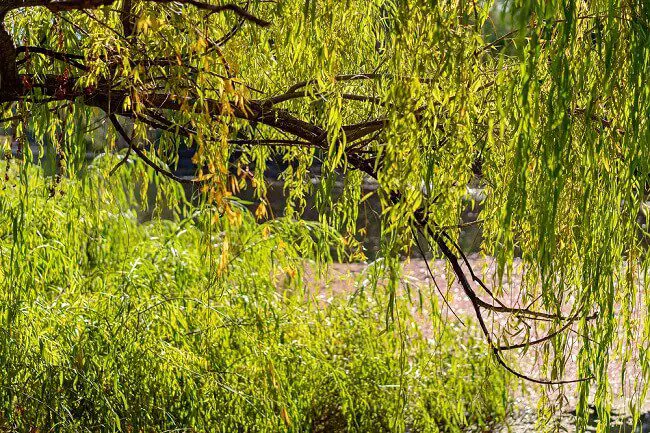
[1,0,650,430]
[0,160,510,432]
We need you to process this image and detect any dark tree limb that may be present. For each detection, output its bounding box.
[431,228,593,385]
[146,0,270,26]
[16,46,88,70]
[0,22,19,99]
[109,113,201,184]
[120,0,135,37]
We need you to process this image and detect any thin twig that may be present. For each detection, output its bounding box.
[109,113,201,184]
[413,226,465,326]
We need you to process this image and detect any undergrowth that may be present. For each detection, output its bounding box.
[0,157,510,432]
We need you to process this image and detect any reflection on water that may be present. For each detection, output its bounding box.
[232,180,484,259]
[174,148,483,257]
[0,141,484,259]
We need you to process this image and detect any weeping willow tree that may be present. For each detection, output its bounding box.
[1,0,650,428]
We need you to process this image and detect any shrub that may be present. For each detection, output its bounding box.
[0,160,509,432]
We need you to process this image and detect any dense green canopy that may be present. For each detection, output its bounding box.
[1,0,650,427]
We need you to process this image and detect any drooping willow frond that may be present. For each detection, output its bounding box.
[1,0,649,423]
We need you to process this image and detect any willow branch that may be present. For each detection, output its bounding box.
[413,226,465,326]
[284,73,440,94]
[120,0,135,37]
[431,229,593,385]
[16,46,88,71]
[265,91,383,106]
[109,113,201,184]
[147,0,270,26]
[1,0,269,27]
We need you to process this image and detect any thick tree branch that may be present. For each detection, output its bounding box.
[120,0,135,37]
[1,0,269,27]
[147,0,269,26]
[0,22,19,99]
[16,46,88,70]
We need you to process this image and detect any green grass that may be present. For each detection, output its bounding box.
[0,158,510,432]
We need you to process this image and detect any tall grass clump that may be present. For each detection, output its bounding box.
[0,157,510,432]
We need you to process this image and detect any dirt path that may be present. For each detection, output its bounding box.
[308,256,650,432]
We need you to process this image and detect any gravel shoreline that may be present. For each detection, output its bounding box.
[307,257,650,432]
